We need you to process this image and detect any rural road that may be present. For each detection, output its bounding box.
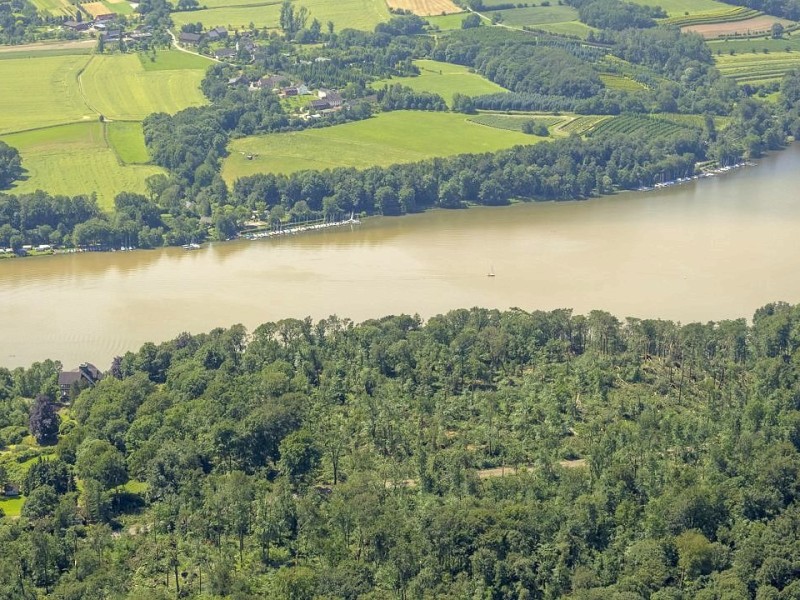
[167,29,220,62]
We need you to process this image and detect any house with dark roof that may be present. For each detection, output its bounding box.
[179,32,202,45]
[309,99,331,112]
[101,29,122,43]
[254,74,285,91]
[214,47,237,60]
[58,363,102,399]
[206,26,228,41]
[63,20,90,32]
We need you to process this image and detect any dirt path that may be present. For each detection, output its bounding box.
[167,29,220,63]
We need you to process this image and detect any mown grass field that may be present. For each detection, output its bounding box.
[709,35,800,55]
[29,0,72,16]
[0,54,93,134]
[715,50,800,84]
[1,123,165,209]
[664,6,760,27]
[0,496,24,517]
[626,0,731,18]
[533,21,596,38]
[107,121,152,164]
[489,5,579,27]
[222,110,536,180]
[172,0,389,31]
[80,54,209,120]
[138,49,214,71]
[425,12,468,30]
[371,59,506,106]
[599,73,648,91]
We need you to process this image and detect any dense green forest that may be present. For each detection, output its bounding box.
[3,302,800,598]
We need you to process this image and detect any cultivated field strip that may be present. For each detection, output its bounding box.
[467,114,567,132]
[590,115,695,138]
[386,0,462,16]
[663,6,760,27]
[715,51,800,84]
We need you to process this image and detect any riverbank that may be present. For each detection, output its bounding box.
[1,144,798,369]
[0,155,761,263]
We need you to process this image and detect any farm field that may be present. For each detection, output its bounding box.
[172,0,389,31]
[467,113,566,132]
[708,35,800,54]
[599,73,648,91]
[554,115,611,136]
[714,50,800,84]
[107,121,151,164]
[371,59,506,106]
[81,1,114,18]
[626,0,732,18]
[590,114,696,138]
[0,54,93,134]
[424,12,468,30]
[29,0,72,16]
[138,48,214,71]
[386,0,461,16]
[80,54,209,120]
[0,40,95,56]
[488,5,580,28]
[533,21,596,38]
[222,110,535,180]
[0,123,165,209]
[664,6,760,27]
[684,15,792,38]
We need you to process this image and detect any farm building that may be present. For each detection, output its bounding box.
[309,99,331,111]
[101,29,122,43]
[63,20,90,32]
[179,32,202,45]
[214,47,238,60]
[206,26,228,41]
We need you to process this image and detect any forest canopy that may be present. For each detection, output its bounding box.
[3,302,800,597]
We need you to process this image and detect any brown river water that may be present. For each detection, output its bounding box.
[2,145,800,369]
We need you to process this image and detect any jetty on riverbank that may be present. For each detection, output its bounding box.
[245,216,361,241]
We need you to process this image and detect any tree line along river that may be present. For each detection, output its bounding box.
[2,145,800,369]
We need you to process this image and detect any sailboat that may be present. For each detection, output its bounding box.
[487,265,495,277]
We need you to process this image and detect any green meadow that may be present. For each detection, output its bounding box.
[532,21,596,38]
[172,0,389,31]
[80,54,209,120]
[138,49,214,71]
[107,121,152,164]
[29,0,72,16]
[222,110,536,181]
[0,54,94,134]
[489,5,579,28]
[425,12,468,31]
[709,36,800,55]
[372,59,506,106]
[0,496,24,517]
[1,123,165,209]
[627,0,730,17]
